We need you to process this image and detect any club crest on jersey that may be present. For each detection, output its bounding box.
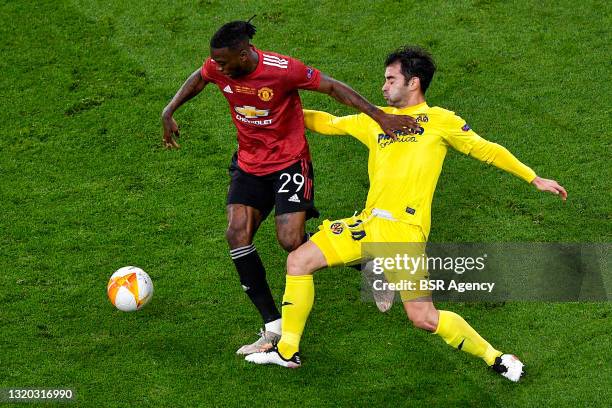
[330,222,344,235]
[462,123,471,131]
[306,67,314,79]
[257,87,274,102]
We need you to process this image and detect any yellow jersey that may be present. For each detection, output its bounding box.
[304,102,537,238]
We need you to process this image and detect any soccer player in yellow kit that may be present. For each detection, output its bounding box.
[246,46,567,381]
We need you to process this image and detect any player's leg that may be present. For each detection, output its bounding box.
[276,240,327,359]
[245,240,327,367]
[246,216,363,367]
[227,204,283,354]
[274,215,367,361]
[402,297,524,381]
[226,156,281,354]
[382,222,524,381]
[227,204,278,319]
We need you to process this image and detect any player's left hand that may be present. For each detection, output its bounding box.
[531,176,567,201]
[161,112,181,149]
[375,112,419,140]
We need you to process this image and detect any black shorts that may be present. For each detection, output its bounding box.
[227,153,319,220]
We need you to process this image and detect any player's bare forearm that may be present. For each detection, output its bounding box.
[316,75,391,126]
[316,74,418,138]
[318,76,381,119]
[162,69,207,117]
[161,69,207,149]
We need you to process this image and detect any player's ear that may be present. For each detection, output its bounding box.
[410,76,421,91]
[239,48,249,62]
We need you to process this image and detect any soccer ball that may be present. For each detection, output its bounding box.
[107,266,154,312]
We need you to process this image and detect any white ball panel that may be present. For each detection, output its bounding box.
[110,266,144,280]
[135,270,154,308]
[114,286,138,312]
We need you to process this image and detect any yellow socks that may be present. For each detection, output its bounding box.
[277,275,314,359]
[434,310,502,366]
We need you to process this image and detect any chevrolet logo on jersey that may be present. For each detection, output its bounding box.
[234,105,269,119]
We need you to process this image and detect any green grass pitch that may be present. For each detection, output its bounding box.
[1,0,610,406]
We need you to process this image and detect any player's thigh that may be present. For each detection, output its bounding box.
[310,217,365,268]
[272,159,318,221]
[374,221,431,302]
[226,154,275,220]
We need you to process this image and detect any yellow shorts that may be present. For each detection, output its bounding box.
[310,211,431,301]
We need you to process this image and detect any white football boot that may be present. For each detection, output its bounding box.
[491,354,525,382]
[236,329,280,355]
[245,346,301,368]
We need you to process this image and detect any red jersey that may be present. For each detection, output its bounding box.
[201,47,321,176]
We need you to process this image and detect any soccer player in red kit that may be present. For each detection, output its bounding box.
[161,19,417,354]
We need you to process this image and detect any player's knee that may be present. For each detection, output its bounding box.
[278,234,303,253]
[286,250,312,276]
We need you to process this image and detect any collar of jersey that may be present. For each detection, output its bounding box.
[388,101,429,114]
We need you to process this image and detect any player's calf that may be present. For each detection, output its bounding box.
[403,299,439,332]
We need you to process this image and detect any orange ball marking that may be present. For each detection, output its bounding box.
[107,273,139,305]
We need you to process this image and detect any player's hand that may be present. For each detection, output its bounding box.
[375,112,420,140]
[531,176,567,201]
[161,112,180,149]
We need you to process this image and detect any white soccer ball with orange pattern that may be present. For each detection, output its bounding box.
[107,266,154,312]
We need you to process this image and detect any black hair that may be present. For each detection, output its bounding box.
[385,46,436,94]
[210,18,257,49]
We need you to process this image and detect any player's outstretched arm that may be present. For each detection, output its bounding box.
[303,110,351,135]
[303,109,371,147]
[161,69,208,149]
[466,139,567,201]
[316,74,417,139]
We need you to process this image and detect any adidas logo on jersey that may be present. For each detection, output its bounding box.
[223,85,233,93]
[288,194,300,203]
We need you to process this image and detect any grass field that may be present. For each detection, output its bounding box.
[1,0,611,406]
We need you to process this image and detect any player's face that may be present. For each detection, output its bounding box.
[210,47,248,78]
[382,62,410,107]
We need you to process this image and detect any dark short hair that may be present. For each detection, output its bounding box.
[210,20,256,49]
[385,46,436,94]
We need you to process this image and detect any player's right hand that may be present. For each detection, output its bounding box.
[531,176,567,201]
[162,113,180,149]
[376,112,419,140]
